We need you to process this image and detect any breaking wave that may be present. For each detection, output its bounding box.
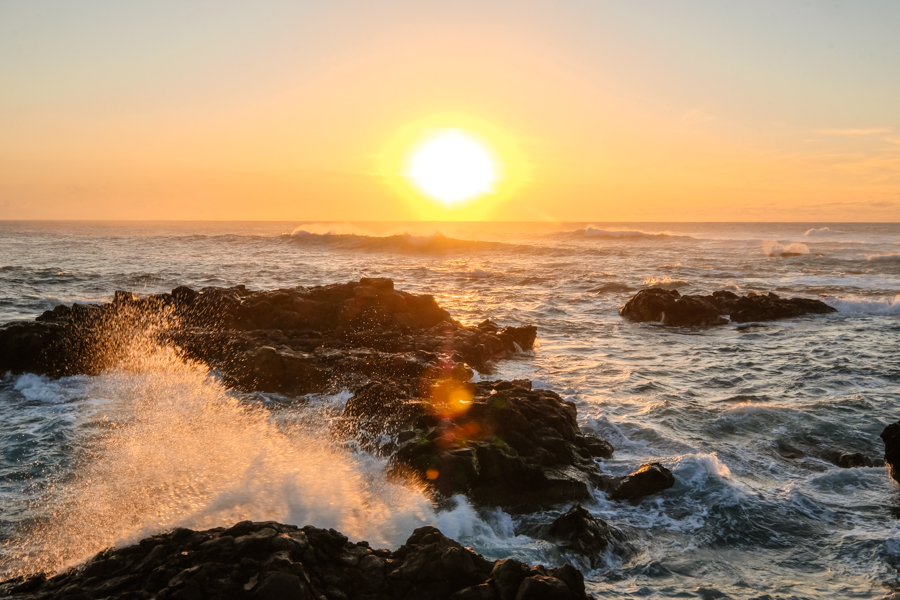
[0,333,503,577]
[287,230,511,254]
[642,276,688,290]
[560,227,689,240]
[763,241,810,257]
[805,227,835,236]
[825,294,900,316]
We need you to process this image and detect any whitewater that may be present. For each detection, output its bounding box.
[1,220,899,599]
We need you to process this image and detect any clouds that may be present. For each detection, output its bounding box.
[814,127,892,136]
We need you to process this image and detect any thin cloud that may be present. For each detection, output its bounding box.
[814,127,892,136]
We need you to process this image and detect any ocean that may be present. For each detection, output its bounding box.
[1,220,899,599]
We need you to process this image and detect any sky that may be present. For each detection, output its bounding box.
[1,0,898,221]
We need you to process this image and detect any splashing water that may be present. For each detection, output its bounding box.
[1,339,451,577]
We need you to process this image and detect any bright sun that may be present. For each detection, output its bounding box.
[405,129,498,205]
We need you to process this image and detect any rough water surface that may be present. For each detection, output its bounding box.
[1,221,899,599]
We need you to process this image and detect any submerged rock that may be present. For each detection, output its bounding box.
[834,452,874,469]
[0,522,592,600]
[619,288,836,327]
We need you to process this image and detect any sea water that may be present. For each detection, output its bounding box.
[1,220,899,598]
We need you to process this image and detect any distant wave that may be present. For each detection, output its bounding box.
[804,227,836,236]
[589,282,637,294]
[865,252,900,262]
[826,294,900,316]
[643,275,688,290]
[763,241,810,257]
[559,227,689,241]
[286,230,511,254]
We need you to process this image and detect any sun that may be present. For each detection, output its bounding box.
[405,129,499,205]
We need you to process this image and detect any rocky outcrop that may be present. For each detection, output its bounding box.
[0,279,538,395]
[0,521,592,600]
[706,290,837,323]
[834,452,874,469]
[540,504,631,568]
[620,288,836,327]
[881,422,900,483]
[334,379,614,511]
[619,288,726,327]
[608,463,675,502]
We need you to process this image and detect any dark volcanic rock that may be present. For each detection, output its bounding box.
[368,380,615,510]
[709,291,837,323]
[882,422,900,483]
[620,288,836,327]
[619,288,726,327]
[0,522,592,600]
[542,504,630,568]
[0,279,538,396]
[834,452,874,469]
[608,462,675,502]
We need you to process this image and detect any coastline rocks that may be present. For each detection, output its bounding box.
[608,463,675,502]
[0,279,538,395]
[541,504,631,568]
[0,522,592,600]
[881,422,900,482]
[374,380,614,510]
[834,452,874,469]
[619,288,726,327]
[620,288,836,327]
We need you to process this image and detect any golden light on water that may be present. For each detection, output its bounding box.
[405,129,498,206]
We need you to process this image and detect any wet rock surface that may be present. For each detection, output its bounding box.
[337,379,615,510]
[0,279,537,395]
[607,463,675,502]
[620,288,836,327]
[536,504,632,568]
[0,522,593,600]
[882,422,900,483]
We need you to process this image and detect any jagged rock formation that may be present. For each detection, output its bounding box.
[0,279,537,395]
[620,288,836,327]
[539,504,632,568]
[608,463,675,502]
[335,379,615,510]
[0,522,593,600]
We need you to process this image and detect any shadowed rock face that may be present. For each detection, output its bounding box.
[540,504,632,568]
[619,288,836,327]
[0,279,538,395]
[608,463,675,502]
[881,422,900,483]
[0,522,592,600]
[336,379,615,511]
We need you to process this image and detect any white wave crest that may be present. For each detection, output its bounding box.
[762,241,810,256]
[826,294,900,316]
[804,227,834,236]
[643,275,687,290]
[290,223,376,236]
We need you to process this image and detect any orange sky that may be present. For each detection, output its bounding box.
[1,1,898,221]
